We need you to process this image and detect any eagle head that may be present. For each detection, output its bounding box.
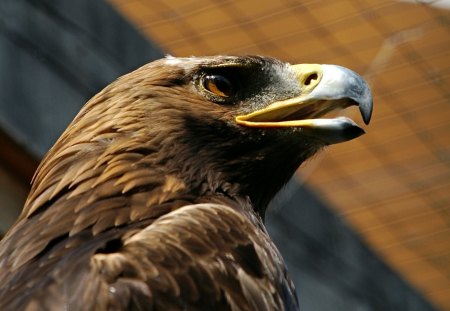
[32,55,371,216]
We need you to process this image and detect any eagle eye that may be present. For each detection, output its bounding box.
[202,74,237,98]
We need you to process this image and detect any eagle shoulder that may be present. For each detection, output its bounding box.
[90,203,295,310]
[0,202,297,311]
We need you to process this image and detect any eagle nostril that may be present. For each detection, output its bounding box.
[304,73,318,86]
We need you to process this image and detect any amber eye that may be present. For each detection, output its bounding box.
[203,74,236,98]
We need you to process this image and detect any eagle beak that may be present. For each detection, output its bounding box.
[235,64,373,144]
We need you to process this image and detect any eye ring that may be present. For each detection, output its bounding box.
[202,74,237,98]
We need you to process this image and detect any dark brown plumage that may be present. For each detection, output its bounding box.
[0,55,372,310]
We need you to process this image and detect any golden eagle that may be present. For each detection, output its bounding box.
[0,56,372,310]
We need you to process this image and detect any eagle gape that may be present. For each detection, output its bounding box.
[0,56,372,310]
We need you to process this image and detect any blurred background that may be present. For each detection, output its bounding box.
[0,0,448,310]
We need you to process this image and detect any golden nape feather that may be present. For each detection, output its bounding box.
[0,55,372,310]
